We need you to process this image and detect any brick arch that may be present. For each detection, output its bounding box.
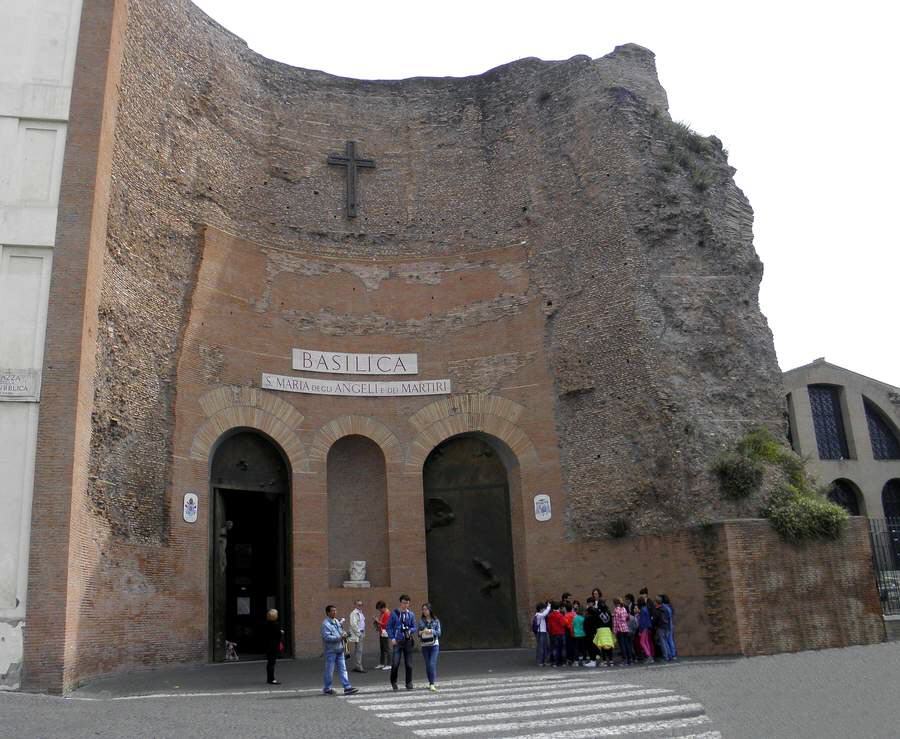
[406,393,538,469]
[190,386,305,471]
[309,414,402,465]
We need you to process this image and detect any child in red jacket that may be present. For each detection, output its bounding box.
[546,602,567,667]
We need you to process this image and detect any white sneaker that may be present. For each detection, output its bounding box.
[583,661,596,667]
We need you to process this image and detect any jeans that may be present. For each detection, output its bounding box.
[666,628,677,658]
[550,634,565,666]
[379,635,391,666]
[323,649,351,692]
[616,632,635,663]
[390,639,414,687]
[535,632,550,665]
[656,628,671,661]
[422,644,440,685]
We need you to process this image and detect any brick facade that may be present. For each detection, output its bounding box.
[22,0,884,693]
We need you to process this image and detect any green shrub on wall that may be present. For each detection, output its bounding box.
[714,427,848,543]
[713,452,765,499]
[765,485,848,543]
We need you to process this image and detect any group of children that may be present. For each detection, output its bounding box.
[533,588,676,667]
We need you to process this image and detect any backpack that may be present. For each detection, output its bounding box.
[628,613,639,635]
[532,613,541,635]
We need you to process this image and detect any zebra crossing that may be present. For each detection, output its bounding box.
[346,673,720,738]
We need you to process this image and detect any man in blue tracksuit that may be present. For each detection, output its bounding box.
[386,594,418,690]
[321,605,358,695]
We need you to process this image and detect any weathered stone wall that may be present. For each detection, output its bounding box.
[90,0,782,546]
[26,0,809,692]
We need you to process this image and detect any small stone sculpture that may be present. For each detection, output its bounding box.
[343,560,370,588]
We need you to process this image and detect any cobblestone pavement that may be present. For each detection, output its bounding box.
[2,642,898,738]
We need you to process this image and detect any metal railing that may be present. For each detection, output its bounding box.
[869,518,900,616]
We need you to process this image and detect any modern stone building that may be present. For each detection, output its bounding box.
[3,0,885,693]
[0,0,83,689]
[784,358,900,518]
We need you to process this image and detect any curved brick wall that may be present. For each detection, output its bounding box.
[92,0,782,544]
[26,0,802,692]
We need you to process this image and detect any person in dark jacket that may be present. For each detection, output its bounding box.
[386,594,418,690]
[265,608,284,685]
[582,600,600,667]
[652,597,672,661]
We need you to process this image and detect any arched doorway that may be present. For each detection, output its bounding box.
[826,479,863,516]
[210,430,291,661]
[422,434,519,649]
[883,479,900,520]
[883,480,900,568]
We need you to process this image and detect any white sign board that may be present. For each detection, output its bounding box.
[0,369,40,402]
[534,494,552,522]
[183,492,199,523]
[262,373,450,397]
[293,348,417,375]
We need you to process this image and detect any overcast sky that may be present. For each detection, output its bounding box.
[193,0,899,387]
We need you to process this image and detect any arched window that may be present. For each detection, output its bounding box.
[883,479,900,520]
[864,398,900,460]
[826,479,862,516]
[808,384,850,460]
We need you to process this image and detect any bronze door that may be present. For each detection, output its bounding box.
[423,436,519,650]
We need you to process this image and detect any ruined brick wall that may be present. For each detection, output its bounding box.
[90,0,783,547]
[32,0,800,690]
[724,519,885,654]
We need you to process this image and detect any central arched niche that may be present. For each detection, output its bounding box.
[326,435,390,588]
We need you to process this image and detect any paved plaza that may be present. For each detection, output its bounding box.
[2,642,898,738]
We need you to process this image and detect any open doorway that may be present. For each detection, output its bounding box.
[210,431,291,661]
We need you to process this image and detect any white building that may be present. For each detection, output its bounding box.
[0,0,82,689]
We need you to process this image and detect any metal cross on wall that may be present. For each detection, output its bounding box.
[326,140,375,219]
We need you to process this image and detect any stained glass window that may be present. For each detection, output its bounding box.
[864,398,900,460]
[827,479,861,516]
[808,385,850,460]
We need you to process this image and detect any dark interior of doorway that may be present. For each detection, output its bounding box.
[209,429,292,662]
[218,489,289,658]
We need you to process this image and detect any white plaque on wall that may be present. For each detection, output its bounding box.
[263,373,450,397]
[183,492,199,523]
[0,369,40,402]
[534,494,552,522]
[292,348,418,375]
